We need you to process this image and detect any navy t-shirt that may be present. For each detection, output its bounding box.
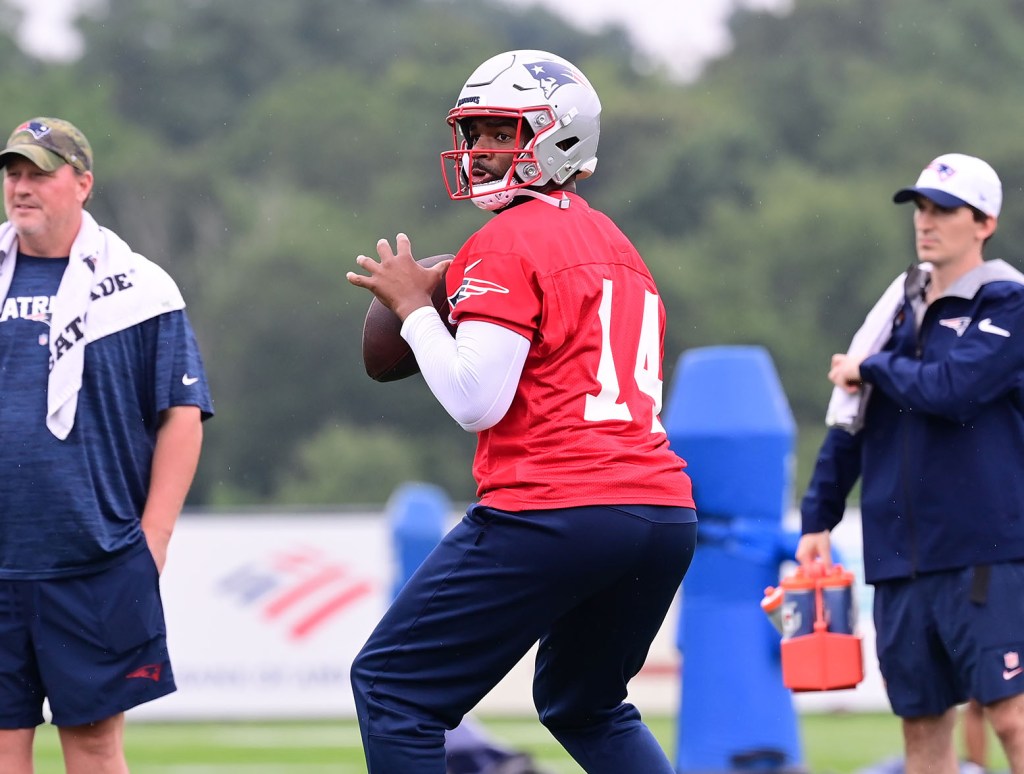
[0,255,214,579]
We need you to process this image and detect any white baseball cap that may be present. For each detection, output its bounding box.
[893,153,1002,217]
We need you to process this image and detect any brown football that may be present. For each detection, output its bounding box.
[361,253,457,382]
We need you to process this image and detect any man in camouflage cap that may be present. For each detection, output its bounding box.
[0,117,93,174]
[0,116,213,773]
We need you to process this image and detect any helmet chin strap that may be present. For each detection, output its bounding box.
[513,188,571,209]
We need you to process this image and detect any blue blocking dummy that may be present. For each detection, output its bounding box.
[663,346,803,773]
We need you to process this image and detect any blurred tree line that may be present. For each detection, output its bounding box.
[1,0,1023,508]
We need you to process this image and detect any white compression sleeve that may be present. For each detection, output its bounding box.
[400,307,529,432]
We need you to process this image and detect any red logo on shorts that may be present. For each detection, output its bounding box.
[126,663,163,681]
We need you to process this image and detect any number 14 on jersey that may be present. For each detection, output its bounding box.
[583,278,666,434]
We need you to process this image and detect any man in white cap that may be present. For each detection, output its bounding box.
[798,153,1024,774]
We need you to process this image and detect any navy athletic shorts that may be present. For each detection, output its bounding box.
[0,546,176,728]
[873,560,1024,718]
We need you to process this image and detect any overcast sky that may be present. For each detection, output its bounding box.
[10,0,791,82]
[521,0,791,80]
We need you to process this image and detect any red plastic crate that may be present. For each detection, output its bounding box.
[781,628,863,691]
[777,565,864,692]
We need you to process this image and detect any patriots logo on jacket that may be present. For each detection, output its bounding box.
[524,61,582,98]
[939,316,971,337]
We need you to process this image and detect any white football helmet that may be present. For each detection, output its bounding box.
[441,50,602,211]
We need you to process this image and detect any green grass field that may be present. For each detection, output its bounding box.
[27,711,1009,773]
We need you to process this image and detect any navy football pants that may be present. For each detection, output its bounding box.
[351,504,697,773]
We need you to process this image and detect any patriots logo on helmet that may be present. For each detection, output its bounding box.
[523,60,582,98]
[16,120,51,140]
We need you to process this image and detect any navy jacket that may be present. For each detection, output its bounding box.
[802,260,1024,583]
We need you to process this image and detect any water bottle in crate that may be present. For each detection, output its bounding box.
[765,562,863,691]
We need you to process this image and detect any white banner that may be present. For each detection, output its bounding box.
[129,508,885,721]
[132,512,389,720]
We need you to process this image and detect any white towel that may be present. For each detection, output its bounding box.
[825,272,910,433]
[0,212,185,439]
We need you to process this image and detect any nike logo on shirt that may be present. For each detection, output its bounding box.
[978,318,1010,337]
[182,374,199,386]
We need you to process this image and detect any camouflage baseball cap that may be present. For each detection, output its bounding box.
[0,117,92,173]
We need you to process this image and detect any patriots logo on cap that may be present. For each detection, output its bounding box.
[928,161,956,180]
[523,60,583,98]
[16,120,51,141]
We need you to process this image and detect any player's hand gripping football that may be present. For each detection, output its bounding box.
[347,233,452,322]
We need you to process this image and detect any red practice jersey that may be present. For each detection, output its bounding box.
[446,193,695,511]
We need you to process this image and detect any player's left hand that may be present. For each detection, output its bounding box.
[347,233,451,322]
[828,353,863,393]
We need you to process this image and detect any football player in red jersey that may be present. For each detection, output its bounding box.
[347,50,697,774]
